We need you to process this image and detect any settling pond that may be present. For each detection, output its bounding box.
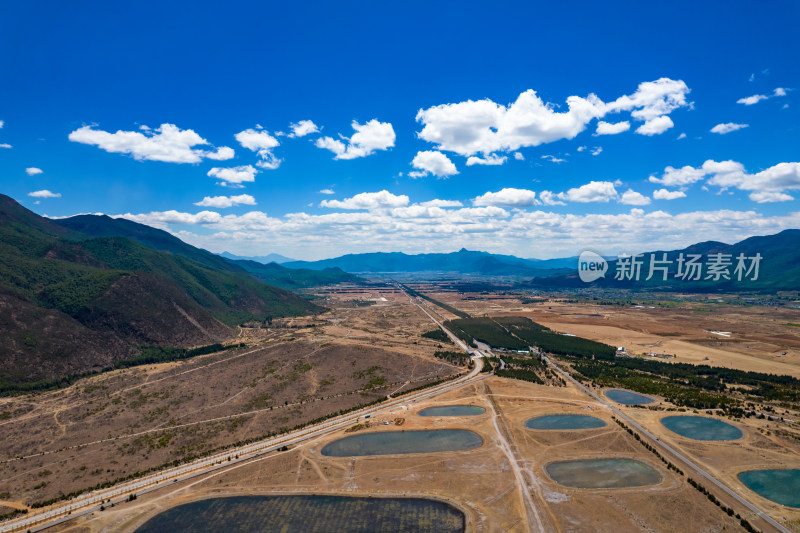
[418,405,486,416]
[321,430,483,457]
[545,458,662,489]
[661,416,743,441]
[605,389,655,405]
[525,414,606,430]
[738,470,800,508]
[134,495,465,533]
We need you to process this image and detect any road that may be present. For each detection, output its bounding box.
[543,355,790,533]
[2,291,485,533]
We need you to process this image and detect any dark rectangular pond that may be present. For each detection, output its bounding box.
[134,495,465,532]
[525,414,606,430]
[545,458,662,488]
[418,405,486,416]
[738,469,800,508]
[321,429,483,457]
[605,389,655,405]
[661,415,742,441]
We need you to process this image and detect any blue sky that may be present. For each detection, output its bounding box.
[1,1,799,259]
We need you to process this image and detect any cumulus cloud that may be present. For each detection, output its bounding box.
[0,143,10,149]
[110,202,800,262]
[513,152,525,160]
[194,194,257,208]
[414,78,689,159]
[540,155,565,163]
[749,191,794,203]
[28,189,61,198]
[635,115,674,136]
[68,123,234,163]
[619,189,651,205]
[557,181,619,203]
[677,133,687,140]
[538,190,566,206]
[466,154,508,166]
[649,165,707,186]
[25,167,43,176]
[591,147,603,156]
[472,188,537,207]
[409,150,458,178]
[419,199,463,207]
[653,189,687,200]
[595,120,630,135]
[319,188,335,194]
[315,119,395,160]
[710,122,748,135]
[320,190,409,210]
[207,165,259,186]
[651,159,800,202]
[737,94,769,106]
[737,88,789,105]
[288,120,319,138]
[235,128,282,169]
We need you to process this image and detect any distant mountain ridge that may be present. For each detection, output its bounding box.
[283,248,570,277]
[219,251,295,264]
[534,229,800,292]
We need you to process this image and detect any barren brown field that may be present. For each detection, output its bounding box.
[0,290,459,512]
[5,287,800,532]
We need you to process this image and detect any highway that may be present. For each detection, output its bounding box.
[543,355,790,533]
[1,291,485,533]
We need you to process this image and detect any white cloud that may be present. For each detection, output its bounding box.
[320,190,409,210]
[577,146,586,152]
[649,165,706,186]
[538,190,566,206]
[595,120,630,135]
[0,120,3,128]
[409,150,458,178]
[635,115,674,136]
[0,143,10,149]
[207,165,259,185]
[319,189,335,195]
[235,128,282,169]
[651,159,800,202]
[557,181,619,203]
[540,154,565,164]
[414,78,690,158]
[25,167,43,176]
[472,188,537,207]
[111,202,800,263]
[619,189,651,206]
[416,89,605,157]
[774,87,788,97]
[68,123,234,163]
[737,94,768,106]
[419,199,463,207]
[749,191,794,203]
[677,133,687,140]
[513,152,524,160]
[591,147,602,156]
[466,154,508,166]
[315,119,395,160]
[710,122,748,134]
[193,194,257,208]
[288,120,319,138]
[653,189,687,200]
[28,189,60,198]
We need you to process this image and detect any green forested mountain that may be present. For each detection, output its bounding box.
[0,194,320,387]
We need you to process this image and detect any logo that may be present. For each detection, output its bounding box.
[578,251,607,282]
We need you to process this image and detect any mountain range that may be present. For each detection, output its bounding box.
[219,251,296,264]
[283,248,571,277]
[0,195,322,388]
